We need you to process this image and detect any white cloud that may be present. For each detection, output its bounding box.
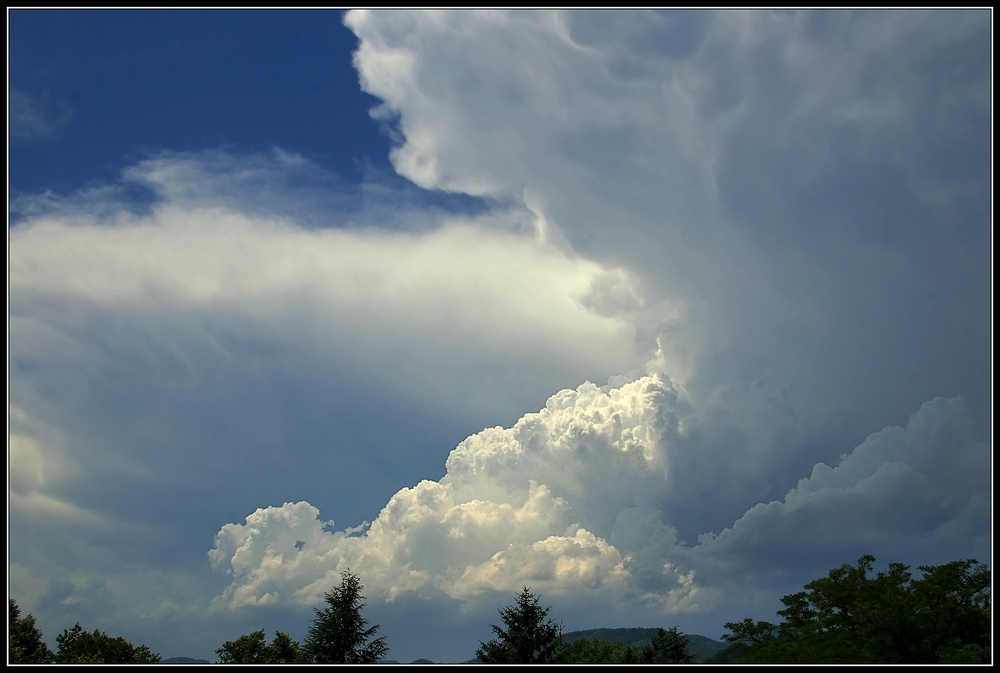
[9,149,684,658]
[10,152,675,438]
[346,9,991,444]
[209,376,698,610]
[9,88,72,139]
[8,150,689,655]
[208,379,986,618]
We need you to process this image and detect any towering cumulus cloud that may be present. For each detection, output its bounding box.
[208,9,989,629]
[209,380,987,616]
[210,376,692,609]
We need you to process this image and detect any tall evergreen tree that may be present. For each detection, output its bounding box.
[477,587,563,664]
[303,569,388,663]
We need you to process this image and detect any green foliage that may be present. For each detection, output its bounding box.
[9,599,54,664]
[476,587,563,663]
[640,626,695,663]
[303,569,388,663]
[54,622,160,663]
[723,555,991,664]
[216,629,303,663]
[267,630,303,664]
[554,637,640,663]
[683,633,730,662]
[561,628,725,662]
[704,641,750,663]
[560,627,658,647]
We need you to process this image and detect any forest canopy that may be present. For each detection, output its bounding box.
[721,556,991,664]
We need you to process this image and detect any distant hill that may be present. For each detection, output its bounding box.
[159,657,211,664]
[561,628,727,663]
[561,627,659,647]
[684,634,729,663]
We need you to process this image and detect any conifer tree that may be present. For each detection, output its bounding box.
[303,569,388,663]
[477,587,563,664]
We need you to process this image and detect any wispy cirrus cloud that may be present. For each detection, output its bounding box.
[9,87,72,139]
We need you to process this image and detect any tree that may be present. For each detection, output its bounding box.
[476,587,563,664]
[722,556,991,664]
[54,623,160,663]
[641,626,695,663]
[9,599,54,663]
[216,629,303,663]
[267,630,304,664]
[704,641,750,663]
[909,557,991,663]
[303,569,388,663]
[554,638,639,663]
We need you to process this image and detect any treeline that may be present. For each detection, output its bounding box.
[8,570,386,665]
[9,556,991,664]
[9,600,160,664]
[712,556,990,664]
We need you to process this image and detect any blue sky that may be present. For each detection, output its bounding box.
[10,10,389,189]
[8,9,992,663]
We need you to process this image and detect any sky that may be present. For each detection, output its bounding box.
[7,9,992,663]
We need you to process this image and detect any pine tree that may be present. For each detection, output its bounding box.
[303,569,388,663]
[476,587,563,664]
